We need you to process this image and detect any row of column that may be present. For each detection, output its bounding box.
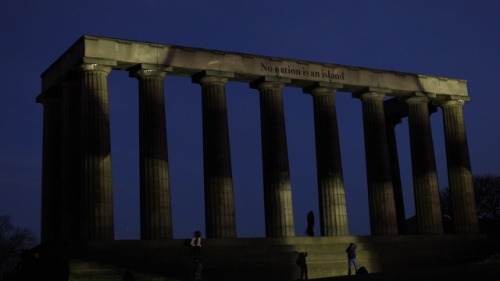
[38,63,479,242]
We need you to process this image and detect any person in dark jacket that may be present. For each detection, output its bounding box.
[345,243,358,275]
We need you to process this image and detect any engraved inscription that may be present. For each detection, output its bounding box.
[260,62,344,80]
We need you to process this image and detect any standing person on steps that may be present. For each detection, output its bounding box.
[191,230,202,257]
[295,252,308,280]
[345,243,358,275]
[306,211,315,237]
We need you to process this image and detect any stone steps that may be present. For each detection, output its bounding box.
[21,234,499,281]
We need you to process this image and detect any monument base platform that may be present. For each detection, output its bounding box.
[17,234,499,281]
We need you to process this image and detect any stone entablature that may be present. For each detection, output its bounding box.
[41,35,467,99]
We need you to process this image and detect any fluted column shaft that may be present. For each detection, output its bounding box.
[385,115,407,234]
[440,99,479,233]
[77,63,114,240]
[132,68,173,239]
[355,90,398,235]
[406,96,443,234]
[193,73,237,238]
[251,78,295,237]
[306,85,348,236]
[60,76,80,241]
[39,94,63,242]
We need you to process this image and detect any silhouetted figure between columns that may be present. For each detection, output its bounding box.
[305,83,349,236]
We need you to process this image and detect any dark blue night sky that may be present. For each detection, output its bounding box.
[1,0,499,240]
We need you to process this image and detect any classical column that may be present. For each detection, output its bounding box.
[131,65,173,239]
[77,63,114,240]
[439,97,479,233]
[406,95,443,234]
[384,100,407,234]
[251,77,295,237]
[193,71,237,238]
[37,92,63,243]
[60,76,80,241]
[354,89,398,235]
[304,83,348,236]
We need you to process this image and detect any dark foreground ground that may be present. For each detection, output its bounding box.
[315,263,499,281]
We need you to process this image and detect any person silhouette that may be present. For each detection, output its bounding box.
[191,230,202,257]
[345,243,358,275]
[296,252,308,280]
[306,211,315,236]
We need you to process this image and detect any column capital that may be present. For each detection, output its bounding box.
[77,63,112,74]
[404,93,431,104]
[353,87,391,100]
[353,91,386,101]
[192,70,234,84]
[128,63,172,79]
[303,82,343,95]
[250,76,291,90]
[434,95,470,107]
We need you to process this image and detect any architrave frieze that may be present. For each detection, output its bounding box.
[40,35,468,98]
